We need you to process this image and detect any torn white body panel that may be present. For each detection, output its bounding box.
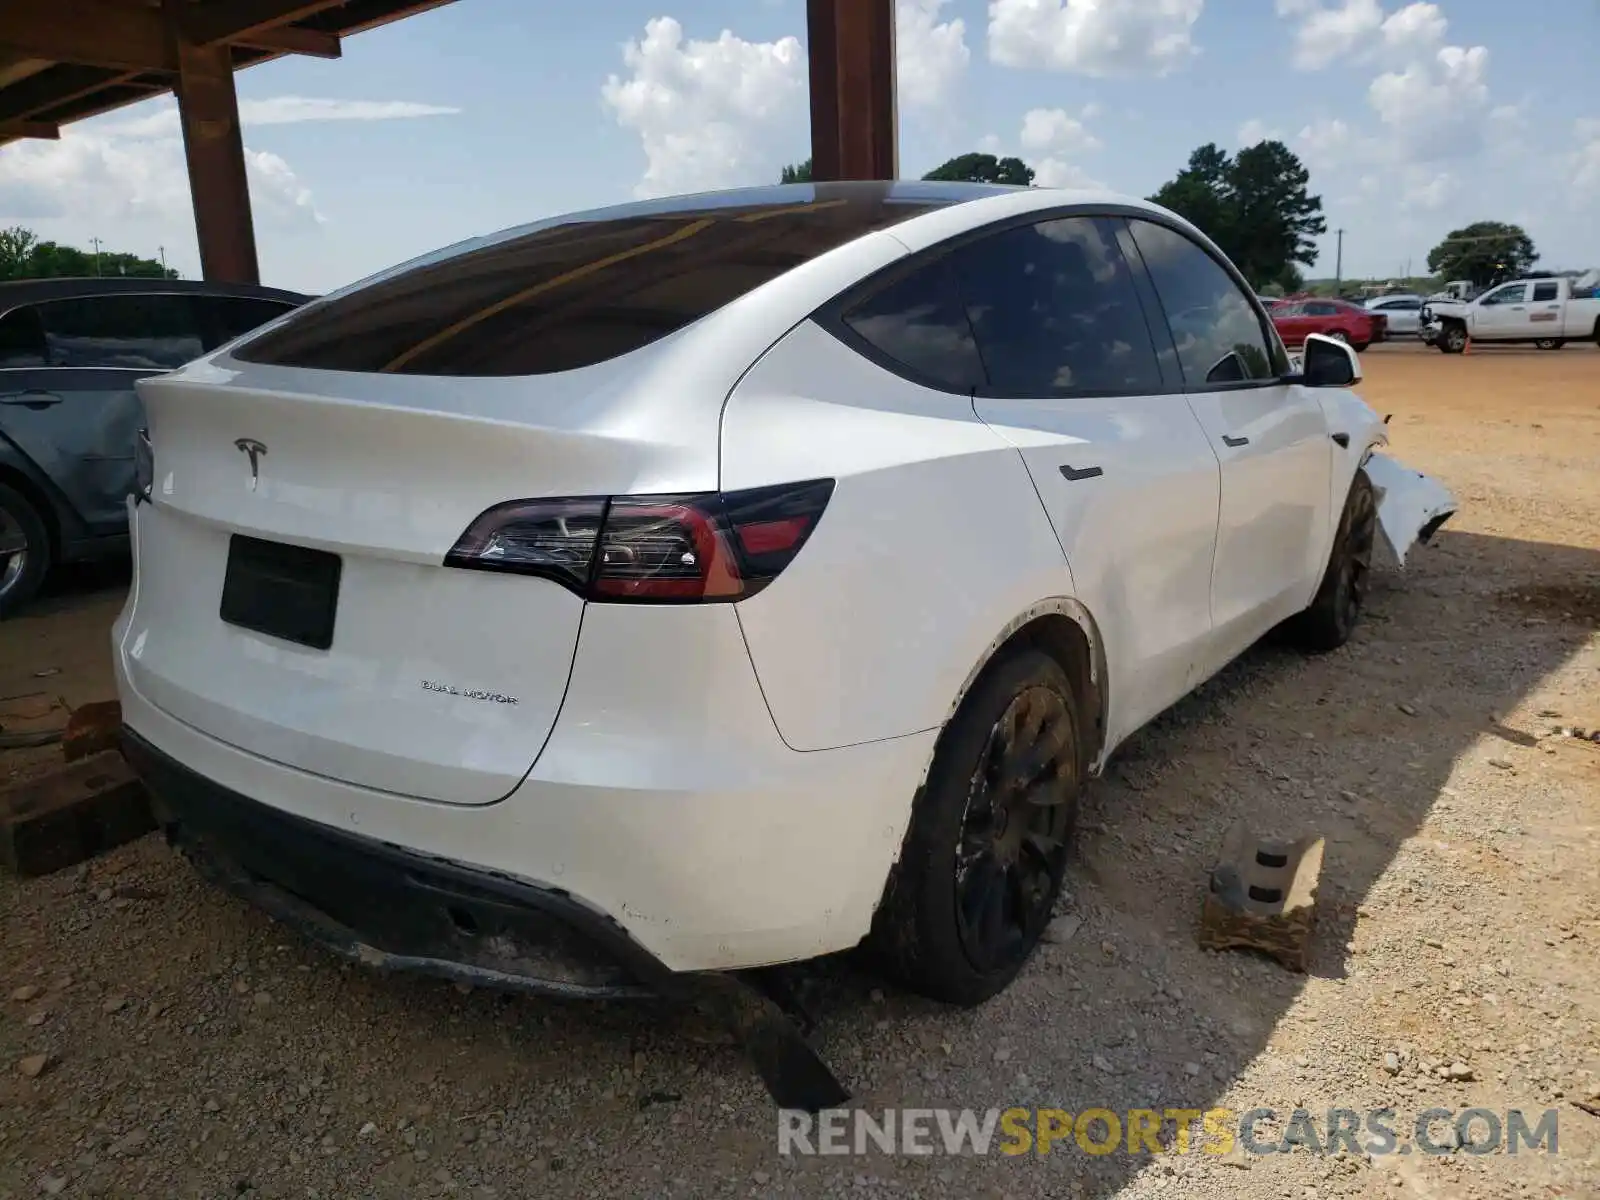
[1364,453,1458,566]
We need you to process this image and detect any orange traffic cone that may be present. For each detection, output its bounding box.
[1463,335,1472,355]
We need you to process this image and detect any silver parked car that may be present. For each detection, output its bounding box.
[1365,293,1425,336]
[0,278,310,614]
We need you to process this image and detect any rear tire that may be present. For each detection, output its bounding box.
[867,648,1082,1006]
[1286,468,1376,654]
[0,482,50,619]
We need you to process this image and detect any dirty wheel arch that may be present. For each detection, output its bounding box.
[1286,467,1377,653]
[864,645,1084,1006]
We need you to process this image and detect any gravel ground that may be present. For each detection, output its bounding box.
[3,343,1598,1199]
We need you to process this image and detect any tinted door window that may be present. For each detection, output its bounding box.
[1531,281,1559,302]
[36,295,204,369]
[0,306,48,369]
[1381,298,1422,310]
[948,216,1163,396]
[1127,219,1284,386]
[204,296,299,349]
[840,261,984,391]
[235,194,948,376]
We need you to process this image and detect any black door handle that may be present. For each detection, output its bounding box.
[1222,434,1249,447]
[0,389,63,408]
[1059,464,1103,482]
[1331,432,1350,447]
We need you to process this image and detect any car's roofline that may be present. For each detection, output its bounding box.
[0,278,312,305]
[318,182,1178,307]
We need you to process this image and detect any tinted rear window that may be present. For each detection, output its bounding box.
[205,296,301,348]
[37,294,205,369]
[841,261,985,392]
[235,196,945,376]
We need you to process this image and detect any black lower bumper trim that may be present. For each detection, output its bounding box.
[121,727,850,1111]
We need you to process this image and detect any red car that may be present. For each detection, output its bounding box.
[1271,297,1386,351]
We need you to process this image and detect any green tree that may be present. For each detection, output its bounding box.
[0,226,176,280]
[1149,140,1325,288]
[1425,221,1538,288]
[921,152,1035,186]
[1150,143,1233,250]
[0,226,41,279]
[779,158,813,183]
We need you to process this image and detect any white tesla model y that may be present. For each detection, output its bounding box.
[116,182,1455,1011]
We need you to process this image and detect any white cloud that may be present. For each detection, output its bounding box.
[1284,0,1382,70]
[1031,157,1103,189]
[1571,118,1600,191]
[1276,0,1445,70]
[601,17,805,198]
[103,96,461,139]
[1369,43,1490,160]
[982,108,1105,190]
[988,0,1203,77]
[896,0,972,108]
[1380,2,1446,55]
[1019,107,1100,155]
[1237,118,1285,146]
[0,92,462,243]
[0,124,321,230]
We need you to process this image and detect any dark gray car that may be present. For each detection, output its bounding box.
[0,277,310,614]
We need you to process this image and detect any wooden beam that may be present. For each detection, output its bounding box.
[172,36,260,284]
[185,0,350,48]
[0,0,177,73]
[806,0,897,181]
[0,64,132,122]
[0,0,347,74]
[236,26,341,58]
[0,118,58,139]
[0,752,153,879]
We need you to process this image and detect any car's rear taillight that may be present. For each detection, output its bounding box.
[445,479,833,603]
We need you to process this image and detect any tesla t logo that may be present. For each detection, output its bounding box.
[234,438,267,489]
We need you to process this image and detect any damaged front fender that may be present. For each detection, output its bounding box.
[1362,452,1457,566]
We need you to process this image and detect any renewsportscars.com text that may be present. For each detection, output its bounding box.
[777,1106,1560,1158]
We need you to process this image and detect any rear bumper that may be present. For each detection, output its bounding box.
[123,728,662,998]
[114,591,938,974]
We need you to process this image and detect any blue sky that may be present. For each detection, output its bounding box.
[1,0,1595,292]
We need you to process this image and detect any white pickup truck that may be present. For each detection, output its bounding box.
[1421,273,1600,353]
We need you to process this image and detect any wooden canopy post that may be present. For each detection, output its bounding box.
[172,36,259,283]
[806,0,897,182]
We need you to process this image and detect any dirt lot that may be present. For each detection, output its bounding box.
[3,343,1598,1200]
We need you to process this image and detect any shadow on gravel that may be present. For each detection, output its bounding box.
[4,528,1597,1198]
[761,525,1600,1195]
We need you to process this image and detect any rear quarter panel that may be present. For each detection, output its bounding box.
[721,320,1074,752]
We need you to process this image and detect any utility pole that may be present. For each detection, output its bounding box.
[90,237,103,276]
[1334,228,1344,296]
[158,246,167,272]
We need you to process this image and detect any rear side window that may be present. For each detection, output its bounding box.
[0,305,47,369]
[35,294,204,369]
[235,197,944,376]
[1531,281,1559,302]
[948,216,1163,396]
[1126,219,1284,386]
[840,261,984,391]
[205,296,300,348]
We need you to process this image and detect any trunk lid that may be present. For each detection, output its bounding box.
[123,352,721,805]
